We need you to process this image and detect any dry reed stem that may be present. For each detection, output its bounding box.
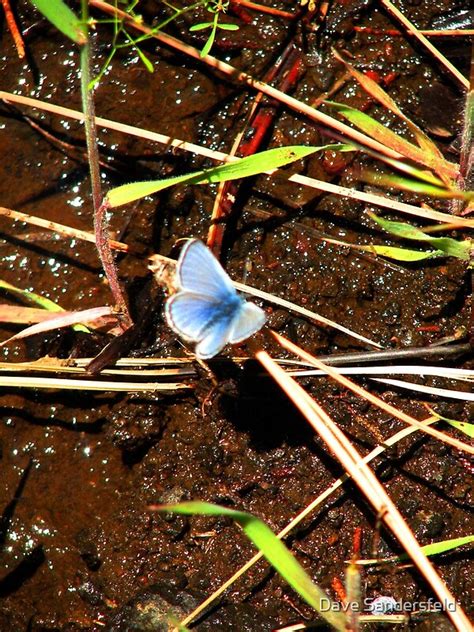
[179,416,439,627]
[256,350,471,632]
[0,375,189,391]
[2,91,473,226]
[273,332,474,456]
[0,207,131,253]
[354,27,474,38]
[0,358,194,377]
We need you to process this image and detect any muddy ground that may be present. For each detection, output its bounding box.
[0,1,472,630]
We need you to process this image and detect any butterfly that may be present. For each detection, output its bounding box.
[165,239,266,359]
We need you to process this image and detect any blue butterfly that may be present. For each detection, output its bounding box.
[165,239,266,359]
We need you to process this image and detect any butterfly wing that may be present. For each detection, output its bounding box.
[165,291,223,342]
[195,315,237,359]
[176,239,236,301]
[229,301,267,344]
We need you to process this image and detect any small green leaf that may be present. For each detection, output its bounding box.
[200,25,217,57]
[216,23,239,31]
[445,420,474,438]
[136,47,154,72]
[189,22,213,31]
[28,0,87,44]
[107,144,345,207]
[425,408,474,438]
[154,501,346,631]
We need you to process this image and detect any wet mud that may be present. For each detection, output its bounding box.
[0,1,472,630]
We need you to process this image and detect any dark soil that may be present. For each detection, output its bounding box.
[0,1,472,630]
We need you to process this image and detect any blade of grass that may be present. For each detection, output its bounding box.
[106,145,348,207]
[369,213,472,260]
[365,245,444,262]
[425,409,474,439]
[363,170,469,198]
[151,502,346,631]
[325,101,457,180]
[331,48,452,181]
[28,0,86,44]
[357,534,474,566]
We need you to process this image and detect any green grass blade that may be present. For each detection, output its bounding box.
[107,144,347,207]
[28,0,86,44]
[368,245,440,261]
[443,420,474,438]
[325,101,457,180]
[358,535,474,566]
[364,171,470,199]
[418,535,474,557]
[370,214,472,260]
[331,49,451,178]
[425,408,474,438]
[155,501,346,631]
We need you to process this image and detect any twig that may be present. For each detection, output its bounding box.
[354,26,474,38]
[1,0,25,58]
[231,0,295,19]
[0,375,189,392]
[79,24,132,329]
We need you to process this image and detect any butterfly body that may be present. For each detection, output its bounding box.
[165,239,266,359]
